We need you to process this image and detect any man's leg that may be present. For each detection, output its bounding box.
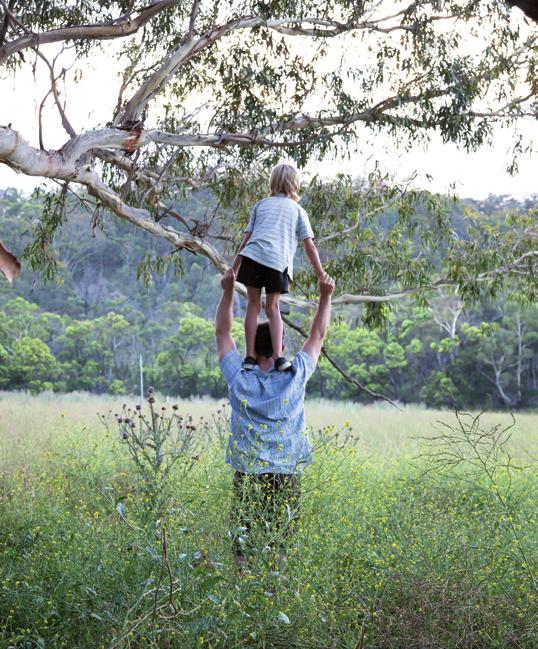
[265,292,284,359]
[230,471,256,570]
[230,472,301,571]
[272,473,301,562]
[245,287,261,359]
[255,473,301,567]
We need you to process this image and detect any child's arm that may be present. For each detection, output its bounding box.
[303,238,324,277]
[232,232,252,273]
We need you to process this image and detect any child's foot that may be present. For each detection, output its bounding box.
[242,356,257,370]
[275,356,292,372]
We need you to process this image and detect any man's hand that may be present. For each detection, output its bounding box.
[221,268,236,292]
[318,271,335,298]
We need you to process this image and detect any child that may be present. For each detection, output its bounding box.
[232,163,324,371]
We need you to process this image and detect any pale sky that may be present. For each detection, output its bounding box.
[0,12,536,201]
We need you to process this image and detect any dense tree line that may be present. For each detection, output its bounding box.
[0,292,536,408]
[1,189,537,408]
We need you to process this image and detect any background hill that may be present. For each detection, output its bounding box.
[0,188,536,408]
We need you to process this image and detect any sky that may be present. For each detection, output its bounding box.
[0,7,536,201]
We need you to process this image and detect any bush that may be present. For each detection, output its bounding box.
[0,407,535,648]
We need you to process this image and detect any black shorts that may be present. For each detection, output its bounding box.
[237,255,289,294]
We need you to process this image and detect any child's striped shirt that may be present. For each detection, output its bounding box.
[241,195,314,280]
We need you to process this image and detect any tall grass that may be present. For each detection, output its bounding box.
[0,392,536,648]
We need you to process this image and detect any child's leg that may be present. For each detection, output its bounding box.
[245,286,262,358]
[265,292,283,358]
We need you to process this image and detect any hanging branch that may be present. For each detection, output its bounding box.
[281,313,402,409]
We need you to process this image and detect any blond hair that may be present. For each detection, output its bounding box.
[269,163,300,201]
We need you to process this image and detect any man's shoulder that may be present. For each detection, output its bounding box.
[294,349,316,367]
[291,350,316,379]
[219,349,242,383]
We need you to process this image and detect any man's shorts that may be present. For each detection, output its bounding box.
[237,255,289,294]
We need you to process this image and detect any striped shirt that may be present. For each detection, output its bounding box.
[241,195,314,280]
[220,349,316,474]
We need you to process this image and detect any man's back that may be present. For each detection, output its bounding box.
[220,350,316,474]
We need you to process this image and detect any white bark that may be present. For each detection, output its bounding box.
[430,293,464,337]
[492,362,516,408]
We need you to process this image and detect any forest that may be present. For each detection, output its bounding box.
[1,188,536,408]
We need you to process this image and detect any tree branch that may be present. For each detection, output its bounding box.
[187,0,201,35]
[0,0,18,46]
[281,313,402,409]
[35,48,76,140]
[477,251,538,280]
[76,166,226,270]
[0,125,532,310]
[116,9,456,124]
[0,0,179,65]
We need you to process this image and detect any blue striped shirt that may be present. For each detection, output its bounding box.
[220,350,316,474]
[241,195,314,280]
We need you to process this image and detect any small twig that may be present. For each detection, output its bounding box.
[0,0,17,45]
[0,0,31,36]
[35,46,76,146]
[188,0,201,35]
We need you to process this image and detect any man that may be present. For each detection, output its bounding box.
[215,268,335,569]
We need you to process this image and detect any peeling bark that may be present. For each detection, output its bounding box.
[0,238,20,282]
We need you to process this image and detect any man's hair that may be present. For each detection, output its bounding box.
[269,163,300,201]
[254,322,273,358]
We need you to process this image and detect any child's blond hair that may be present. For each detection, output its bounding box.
[269,163,300,201]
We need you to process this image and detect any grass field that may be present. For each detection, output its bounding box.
[1,392,537,648]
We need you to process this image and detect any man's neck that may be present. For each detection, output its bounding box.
[257,356,275,372]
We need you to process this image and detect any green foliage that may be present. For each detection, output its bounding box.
[0,402,536,648]
[0,190,537,407]
[419,370,459,408]
[101,389,202,521]
[23,185,69,281]
[6,337,60,394]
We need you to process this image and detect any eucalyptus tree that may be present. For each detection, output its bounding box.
[0,0,536,399]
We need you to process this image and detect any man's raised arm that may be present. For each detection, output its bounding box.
[215,268,237,361]
[302,272,335,366]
